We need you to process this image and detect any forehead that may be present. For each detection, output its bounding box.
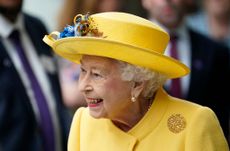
[80,55,120,71]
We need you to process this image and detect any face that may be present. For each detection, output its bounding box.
[97,0,123,12]
[204,0,230,17]
[142,0,186,29]
[0,0,22,21]
[78,55,133,119]
[0,0,21,6]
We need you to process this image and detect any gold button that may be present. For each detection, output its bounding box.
[167,114,186,133]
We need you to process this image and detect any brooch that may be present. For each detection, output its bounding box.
[167,114,186,133]
[59,13,103,39]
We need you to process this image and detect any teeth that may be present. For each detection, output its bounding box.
[89,99,100,104]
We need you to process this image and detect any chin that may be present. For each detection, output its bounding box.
[89,110,107,119]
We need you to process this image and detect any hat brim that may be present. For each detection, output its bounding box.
[44,36,189,78]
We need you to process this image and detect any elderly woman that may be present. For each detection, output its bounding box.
[43,12,229,150]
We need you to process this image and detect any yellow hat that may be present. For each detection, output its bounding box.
[43,12,189,78]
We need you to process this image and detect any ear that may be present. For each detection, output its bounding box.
[131,81,146,99]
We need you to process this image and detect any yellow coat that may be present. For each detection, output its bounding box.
[68,88,229,151]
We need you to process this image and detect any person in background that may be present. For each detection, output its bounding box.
[187,0,230,49]
[57,0,125,111]
[141,0,230,144]
[57,0,125,30]
[58,60,86,111]
[184,0,200,14]
[43,11,229,150]
[0,0,71,150]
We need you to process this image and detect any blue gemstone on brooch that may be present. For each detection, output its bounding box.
[59,25,75,38]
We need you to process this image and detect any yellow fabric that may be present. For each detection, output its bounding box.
[68,88,229,151]
[43,12,190,79]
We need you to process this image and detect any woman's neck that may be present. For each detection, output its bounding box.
[112,96,154,132]
[112,117,141,132]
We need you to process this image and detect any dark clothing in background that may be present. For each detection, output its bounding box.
[169,28,230,140]
[0,13,71,151]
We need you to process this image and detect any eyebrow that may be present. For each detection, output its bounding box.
[80,60,105,72]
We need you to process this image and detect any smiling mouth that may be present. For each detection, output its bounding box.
[88,98,103,107]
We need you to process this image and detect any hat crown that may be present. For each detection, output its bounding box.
[91,12,169,54]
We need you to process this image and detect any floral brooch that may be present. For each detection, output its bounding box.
[167,114,186,133]
[59,13,103,39]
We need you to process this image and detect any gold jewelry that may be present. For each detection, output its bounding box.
[147,92,156,111]
[167,114,186,133]
[147,99,153,111]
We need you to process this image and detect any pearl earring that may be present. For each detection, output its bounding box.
[131,96,136,102]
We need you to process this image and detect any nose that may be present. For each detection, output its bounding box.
[78,73,93,93]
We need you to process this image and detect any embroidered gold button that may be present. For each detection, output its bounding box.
[167,114,186,133]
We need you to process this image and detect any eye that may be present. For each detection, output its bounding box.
[80,67,87,73]
[92,72,102,78]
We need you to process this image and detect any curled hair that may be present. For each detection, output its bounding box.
[117,61,167,99]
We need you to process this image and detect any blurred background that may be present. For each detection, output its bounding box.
[23,0,147,32]
[23,0,64,31]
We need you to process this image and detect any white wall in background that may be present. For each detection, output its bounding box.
[23,0,64,32]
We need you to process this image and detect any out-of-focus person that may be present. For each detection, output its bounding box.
[0,0,71,150]
[187,0,230,49]
[58,60,86,111]
[142,0,230,144]
[184,0,200,14]
[57,0,125,30]
[43,12,229,151]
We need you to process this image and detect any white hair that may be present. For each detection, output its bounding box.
[117,61,167,99]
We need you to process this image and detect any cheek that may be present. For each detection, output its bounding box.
[102,79,131,101]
